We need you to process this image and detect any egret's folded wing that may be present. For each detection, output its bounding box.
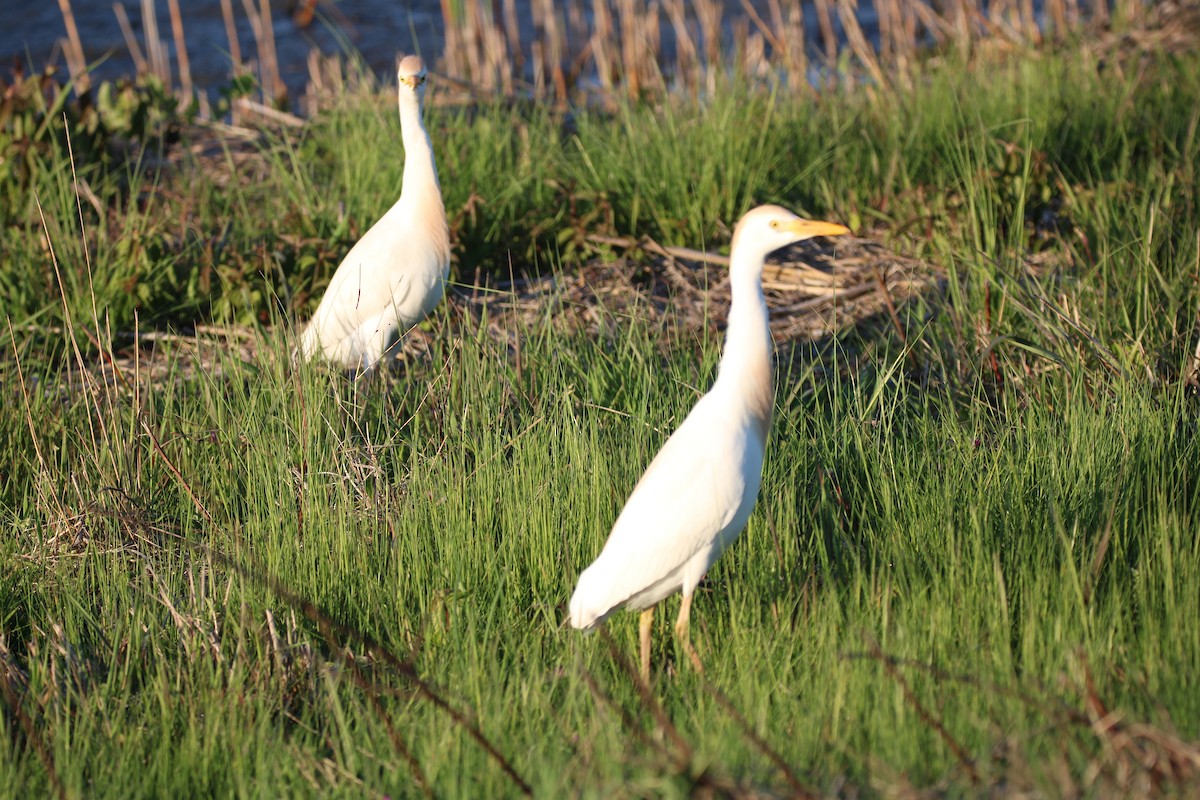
[574,401,752,619]
[320,227,411,315]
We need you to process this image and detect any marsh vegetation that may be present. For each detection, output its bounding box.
[2,2,1199,796]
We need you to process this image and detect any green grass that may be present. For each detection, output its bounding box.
[2,42,1200,797]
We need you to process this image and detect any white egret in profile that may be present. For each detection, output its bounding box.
[300,54,450,373]
[568,205,850,684]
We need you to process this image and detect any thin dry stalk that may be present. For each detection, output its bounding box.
[866,636,982,785]
[901,0,919,70]
[770,0,807,88]
[662,0,700,92]
[580,667,673,759]
[254,558,535,795]
[0,662,65,800]
[502,0,524,75]
[837,0,887,89]
[812,0,838,65]
[485,1,515,95]
[591,0,615,93]
[440,0,514,95]
[6,322,70,530]
[908,2,958,50]
[141,417,214,525]
[440,0,464,79]
[585,628,760,795]
[70,0,1124,111]
[1082,494,1120,606]
[693,0,723,74]
[1191,323,1200,386]
[1003,251,1129,380]
[535,0,568,103]
[141,0,170,89]
[219,0,244,123]
[847,644,1200,793]
[872,264,910,358]
[876,0,894,65]
[219,0,244,77]
[235,98,305,127]
[1078,656,1200,789]
[565,0,594,87]
[700,676,821,799]
[33,194,106,468]
[166,0,193,99]
[616,0,641,98]
[1045,0,1067,38]
[983,281,1002,388]
[56,0,89,93]
[739,0,787,64]
[133,432,534,796]
[257,0,283,104]
[66,121,128,486]
[1190,232,1200,386]
[239,0,272,105]
[1065,0,1080,29]
[597,626,694,766]
[1020,0,1042,43]
[112,2,149,76]
[614,0,634,96]
[471,1,488,87]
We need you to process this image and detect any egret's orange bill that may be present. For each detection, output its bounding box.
[786,219,851,237]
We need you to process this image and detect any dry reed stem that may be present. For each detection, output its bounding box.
[591,0,615,92]
[0,657,65,800]
[141,0,169,88]
[866,635,982,785]
[6,321,70,531]
[167,0,193,99]
[239,0,269,102]
[218,0,244,121]
[698,675,821,799]
[662,0,699,92]
[838,0,887,89]
[120,419,533,793]
[597,626,694,765]
[811,0,838,65]
[55,0,88,93]
[846,644,1200,795]
[111,4,147,76]
[257,0,282,103]
[579,666,674,760]
[56,0,1193,117]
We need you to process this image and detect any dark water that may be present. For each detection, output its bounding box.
[4,2,445,98]
[3,1,878,105]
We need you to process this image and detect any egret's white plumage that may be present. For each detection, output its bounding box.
[568,205,850,682]
[300,54,450,372]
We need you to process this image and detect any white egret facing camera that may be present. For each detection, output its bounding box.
[300,54,450,373]
[568,205,850,684]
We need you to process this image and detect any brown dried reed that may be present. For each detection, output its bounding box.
[52,0,1174,118]
[434,0,1150,105]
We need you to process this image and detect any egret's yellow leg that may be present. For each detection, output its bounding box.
[638,608,655,685]
[674,592,705,674]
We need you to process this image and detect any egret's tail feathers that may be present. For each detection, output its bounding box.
[568,572,617,631]
[298,323,320,361]
[567,602,606,632]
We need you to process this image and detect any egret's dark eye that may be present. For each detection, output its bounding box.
[770,220,779,229]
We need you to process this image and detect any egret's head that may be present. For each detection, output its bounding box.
[734,204,850,258]
[397,55,428,91]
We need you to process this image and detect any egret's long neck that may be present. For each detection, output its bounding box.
[398,91,441,202]
[717,238,774,433]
